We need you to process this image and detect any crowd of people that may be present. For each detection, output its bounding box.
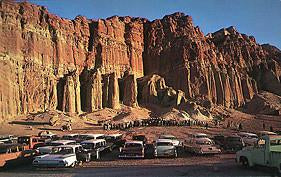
[103,118,210,130]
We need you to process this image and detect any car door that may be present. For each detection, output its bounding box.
[252,139,266,165]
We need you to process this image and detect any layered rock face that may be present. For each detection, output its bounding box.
[143,13,281,109]
[0,1,144,118]
[1,1,281,120]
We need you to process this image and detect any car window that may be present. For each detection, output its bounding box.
[157,142,173,146]
[196,135,207,139]
[270,139,281,146]
[82,143,95,149]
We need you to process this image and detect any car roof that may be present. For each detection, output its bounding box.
[156,139,173,143]
[81,139,106,144]
[238,132,258,136]
[57,144,81,148]
[194,133,208,136]
[195,138,212,142]
[62,134,79,137]
[106,133,122,137]
[81,134,104,137]
[51,140,76,144]
[125,140,143,145]
[160,134,175,138]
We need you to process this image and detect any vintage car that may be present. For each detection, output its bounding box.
[223,135,245,152]
[236,135,281,174]
[184,137,221,155]
[80,139,111,160]
[119,141,145,159]
[76,134,105,143]
[0,143,25,167]
[33,144,84,167]
[159,135,181,146]
[132,135,148,146]
[185,133,209,144]
[0,135,17,144]
[39,132,58,140]
[105,134,125,149]
[237,132,258,146]
[154,139,177,158]
[36,140,76,155]
[213,134,225,148]
[61,134,79,140]
[17,135,45,149]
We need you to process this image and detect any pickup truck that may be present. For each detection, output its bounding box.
[236,135,281,173]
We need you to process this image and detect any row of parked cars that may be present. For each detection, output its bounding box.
[0,130,278,169]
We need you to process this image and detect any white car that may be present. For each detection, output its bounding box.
[81,139,110,159]
[154,139,177,158]
[37,140,76,154]
[33,144,82,167]
[78,134,105,141]
[237,132,258,146]
[159,135,181,146]
[184,137,221,155]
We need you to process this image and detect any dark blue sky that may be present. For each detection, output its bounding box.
[28,0,281,49]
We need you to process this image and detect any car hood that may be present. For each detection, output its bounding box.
[170,140,180,146]
[35,154,75,160]
[156,146,175,152]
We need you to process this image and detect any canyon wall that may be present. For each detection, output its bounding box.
[0,1,281,119]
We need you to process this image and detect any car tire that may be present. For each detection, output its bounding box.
[86,155,91,162]
[174,151,178,158]
[70,162,76,168]
[240,157,249,168]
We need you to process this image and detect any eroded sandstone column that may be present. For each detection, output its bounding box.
[123,74,138,107]
[87,70,103,111]
[108,72,120,109]
[62,76,76,113]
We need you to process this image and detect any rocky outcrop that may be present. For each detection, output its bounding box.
[137,74,186,107]
[244,91,281,116]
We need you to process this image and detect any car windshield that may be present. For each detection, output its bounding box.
[160,136,176,140]
[196,135,208,138]
[125,143,142,148]
[133,136,145,141]
[157,142,173,146]
[81,143,94,149]
[52,147,74,154]
[270,139,281,146]
[196,140,213,145]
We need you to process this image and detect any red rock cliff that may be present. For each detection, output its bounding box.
[0,1,281,119]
